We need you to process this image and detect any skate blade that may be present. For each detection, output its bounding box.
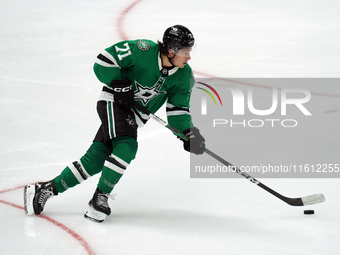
[24,185,35,215]
[84,205,107,223]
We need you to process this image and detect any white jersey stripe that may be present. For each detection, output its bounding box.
[95,50,121,68]
[166,110,190,116]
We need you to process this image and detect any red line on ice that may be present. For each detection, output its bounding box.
[0,1,148,254]
[0,1,154,253]
[116,1,340,112]
[117,0,144,41]
[0,184,28,194]
[3,1,339,253]
[0,189,96,255]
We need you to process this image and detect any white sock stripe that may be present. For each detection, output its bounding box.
[77,160,91,179]
[111,154,129,168]
[104,160,125,175]
[68,163,85,183]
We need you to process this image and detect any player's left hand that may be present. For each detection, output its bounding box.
[110,78,134,110]
[182,127,205,155]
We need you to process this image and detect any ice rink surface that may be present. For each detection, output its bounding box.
[1,0,340,254]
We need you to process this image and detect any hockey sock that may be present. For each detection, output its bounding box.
[97,136,138,194]
[54,142,111,193]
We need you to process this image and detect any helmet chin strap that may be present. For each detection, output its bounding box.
[167,54,176,67]
[166,48,178,67]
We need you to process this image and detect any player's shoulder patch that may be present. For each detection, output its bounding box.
[137,40,151,51]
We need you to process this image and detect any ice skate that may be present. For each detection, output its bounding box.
[24,180,58,215]
[84,187,115,223]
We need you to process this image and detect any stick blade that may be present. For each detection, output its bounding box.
[301,193,326,206]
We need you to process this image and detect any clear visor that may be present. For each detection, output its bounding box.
[174,44,197,58]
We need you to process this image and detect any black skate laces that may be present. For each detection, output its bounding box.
[38,189,55,207]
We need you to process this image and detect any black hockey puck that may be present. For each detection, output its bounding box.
[304,210,314,215]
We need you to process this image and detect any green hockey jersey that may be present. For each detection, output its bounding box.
[94,39,194,133]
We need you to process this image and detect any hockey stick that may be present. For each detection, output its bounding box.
[134,102,325,206]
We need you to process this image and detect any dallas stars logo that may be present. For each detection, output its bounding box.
[137,40,150,51]
[126,115,137,128]
[134,78,166,105]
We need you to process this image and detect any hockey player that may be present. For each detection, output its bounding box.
[24,25,205,223]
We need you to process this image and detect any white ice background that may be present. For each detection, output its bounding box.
[1,0,340,254]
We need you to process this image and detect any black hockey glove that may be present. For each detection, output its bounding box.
[182,127,205,155]
[110,78,134,110]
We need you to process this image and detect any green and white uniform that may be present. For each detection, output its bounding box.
[96,39,194,131]
[53,39,194,194]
